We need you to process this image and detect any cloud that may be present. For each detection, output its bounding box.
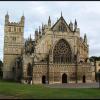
[0,1,100,61]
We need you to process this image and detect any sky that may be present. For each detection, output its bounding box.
[0,1,100,61]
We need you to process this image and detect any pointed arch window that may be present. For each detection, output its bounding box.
[53,39,72,63]
[9,27,11,32]
[27,63,32,77]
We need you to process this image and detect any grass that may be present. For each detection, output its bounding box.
[0,80,100,99]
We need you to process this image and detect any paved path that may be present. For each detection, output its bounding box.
[0,94,18,99]
[45,82,100,88]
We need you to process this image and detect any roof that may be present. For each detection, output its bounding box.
[51,16,74,32]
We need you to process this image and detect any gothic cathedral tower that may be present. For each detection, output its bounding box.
[3,12,25,80]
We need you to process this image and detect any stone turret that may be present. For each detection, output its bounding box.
[21,14,25,26]
[48,16,51,27]
[74,19,77,31]
[69,21,73,31]
[74,19,80,37]
[42,23,45,35]
[84,34,87,44]
[39,26,41,38]
[5,12,9,25]
[35,29,38,41]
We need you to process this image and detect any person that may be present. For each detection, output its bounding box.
[30,80,33,85]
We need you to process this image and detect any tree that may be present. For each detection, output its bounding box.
[89,56,100,61]
[0,60,3,79]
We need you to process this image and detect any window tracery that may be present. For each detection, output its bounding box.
[53,39,72,63]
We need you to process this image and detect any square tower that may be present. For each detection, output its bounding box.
[3,13,24,80]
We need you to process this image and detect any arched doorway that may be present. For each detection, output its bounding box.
[53,39,72,64]
[42,76,46,84]
[27,63,33,76]
[83,75,86,83]
[62,73,67,83]
[27,63,32,84]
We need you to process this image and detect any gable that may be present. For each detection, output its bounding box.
[51,16,71,32]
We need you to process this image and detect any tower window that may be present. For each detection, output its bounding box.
[14,27,16,32]
[12,37,16,41]
[9,27,11,32]
[19,28,21,32]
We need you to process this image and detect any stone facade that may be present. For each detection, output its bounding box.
[96,61,100,72]
[32,63,95,84]
[3,13,95,84]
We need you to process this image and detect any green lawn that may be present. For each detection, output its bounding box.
[0,80,100,99]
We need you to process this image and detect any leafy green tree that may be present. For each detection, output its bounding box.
[89,56,100,62]
[0,60,3,79]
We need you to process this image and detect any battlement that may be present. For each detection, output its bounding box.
[5,13,24,27]
[7,21,24,27]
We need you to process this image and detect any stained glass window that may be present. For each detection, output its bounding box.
[53,39,72,63]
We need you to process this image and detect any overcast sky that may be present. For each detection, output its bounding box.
[0,1,100,61]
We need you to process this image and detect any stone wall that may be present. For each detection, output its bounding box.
[31,63,95,84]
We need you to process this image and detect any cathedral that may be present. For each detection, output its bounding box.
[3,12,95,84]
